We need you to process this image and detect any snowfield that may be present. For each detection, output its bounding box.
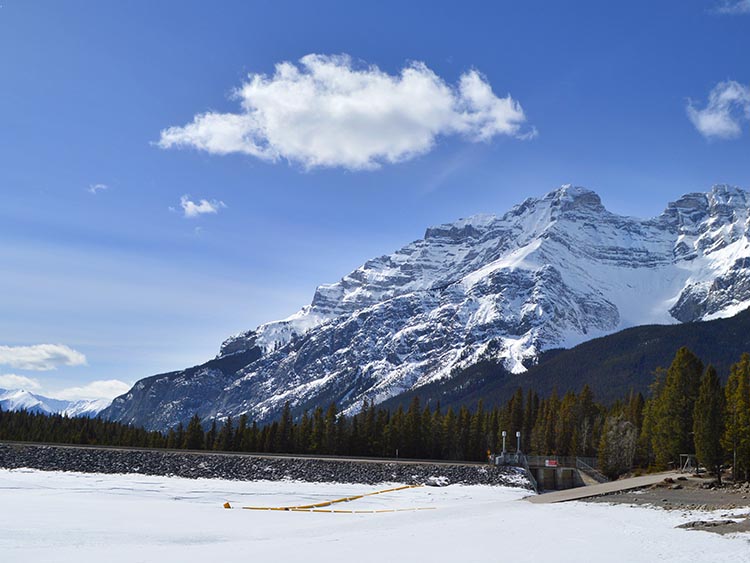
[1,469,748,562]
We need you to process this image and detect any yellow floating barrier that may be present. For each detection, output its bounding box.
[293,507,436,514]
[224,483,427,512]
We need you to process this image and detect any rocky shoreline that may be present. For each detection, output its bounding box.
[0,443,531,488]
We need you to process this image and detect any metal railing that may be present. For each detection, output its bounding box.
[575,457,609,483]
[524,455,599,469]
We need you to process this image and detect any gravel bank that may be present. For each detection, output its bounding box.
[584,475,750,536]
[585,475,750,511]
[0,443,531,488]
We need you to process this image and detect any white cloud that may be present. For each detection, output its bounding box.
[54,379,131,401]
[179,195,226,218]
[687,80,750,139]
[0,344,87,371]
[715,0,750,14]
[158,54,534,170]
[88,183,109,194]
[0,374,41,390]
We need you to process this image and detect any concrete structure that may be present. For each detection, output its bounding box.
[525,472,683,504]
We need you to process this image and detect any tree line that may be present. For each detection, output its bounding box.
[1,346,748,481]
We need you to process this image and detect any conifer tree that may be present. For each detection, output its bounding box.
[640,368,666,467]
[649,347,703,467]
[174,423,185,449]
[544,390,560,454]
[555,391,577,456]
[405,396,423,458]
[430,404,443,459]
[323,403,338,454]
[297,410,312,453]
[576,385,599,457]
[457,406,471,460]
[723,354,750,481]
[183,414,204,450]
[468,399,486,459]
[442,407,457,459]
[421,404,434,459]
[310,406,324,453]
[693,365,725,483]
[166,428,177,449]
[276,402,293,452]
[508,388,524,439]
[235,414,248,451]
[204,419,217,450]
[387,405,405,457]
[521,390,536,452]
[216,416,234,451]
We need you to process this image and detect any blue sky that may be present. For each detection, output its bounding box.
[1,0,749,400]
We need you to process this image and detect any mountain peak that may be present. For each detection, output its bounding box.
[106,184,750,429]
[660,184,749,232]
[546,184,604,212]
[708,184,748,207]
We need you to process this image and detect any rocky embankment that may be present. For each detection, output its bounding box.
[0,443,531,488]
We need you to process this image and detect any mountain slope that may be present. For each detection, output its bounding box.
[378,307,750,411]
[104,184,750,430]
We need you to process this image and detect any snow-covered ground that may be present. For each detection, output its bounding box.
[0,468,748,562]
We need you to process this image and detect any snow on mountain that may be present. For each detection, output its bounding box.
[105,184,750,430]
[0,389,110,418]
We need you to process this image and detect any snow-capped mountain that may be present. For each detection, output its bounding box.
[0,388,110,418]
[105,184,750,430]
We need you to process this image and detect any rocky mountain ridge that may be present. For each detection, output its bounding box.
[104,184,750,430]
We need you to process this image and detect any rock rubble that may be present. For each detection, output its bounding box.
[0,443,531,488]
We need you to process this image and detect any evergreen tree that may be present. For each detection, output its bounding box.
[276,402,293,453]
[456,406,471,460]
[204,419,217,450]
[235,414,248,451]
[649,347,703,468]
[183,414,204,450]
[323,403,338,454]
[405,396,423,458]
[508,388,524,441]
[216,416,234,451]
[468,399,486,460]
[521,389,536,452]
[166,428,177,449]
[639,368,666,467]
[576,385,599,457]
[174,423,185,449]
[555,391,577,456]
[310,406,324,454]
[723,353,750,481]
[387,405,405,457]
[442,407,458,459]
[693,365,725,483]
[544,390,560,454]
[297,410,312,453]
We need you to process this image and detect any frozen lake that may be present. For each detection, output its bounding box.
[0,468,748,562]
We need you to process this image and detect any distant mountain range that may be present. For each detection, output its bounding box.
[104,184,750,430]
[0,389,110,418]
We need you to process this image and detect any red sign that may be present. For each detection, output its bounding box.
[545,460,558,467]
